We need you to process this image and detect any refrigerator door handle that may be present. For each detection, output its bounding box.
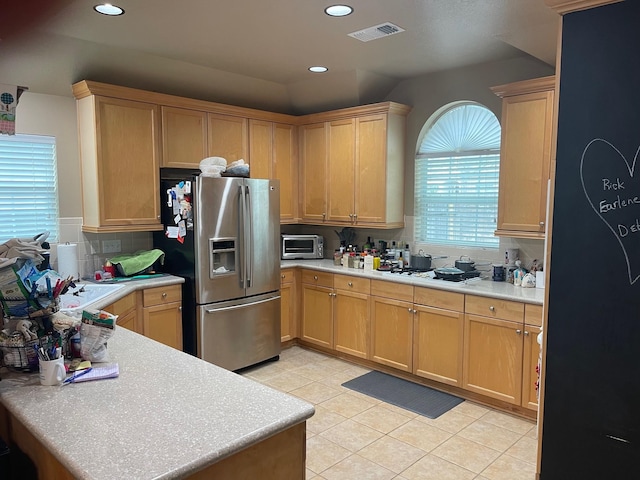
[204,295,281,313]
[238,184,246,289]
[245,184,253,288]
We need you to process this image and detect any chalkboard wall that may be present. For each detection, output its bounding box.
[542,1,640,477]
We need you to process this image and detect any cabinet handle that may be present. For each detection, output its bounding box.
[348,282,353,287]
[162,292,167,298]
[314,275,318,280]
[353,213,357,220]
[524,331,530,336]
[178,306,182,311]
[489,306,495,311]
[539,221,545,227]
[516,329,522,335]
[281,274,285,279]
[413,309,417,314]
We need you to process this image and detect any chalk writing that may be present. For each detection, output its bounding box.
[580,138,640,285]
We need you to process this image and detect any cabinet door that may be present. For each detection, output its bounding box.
[301,284,333,348]
[355,114,387,224]
[143,301,183,350]
[161,107,208,168]
[300,123,327,222]
[327,119,356,223]
[104,292,139,333]
[280,271,296,342]
[370,296,413,372]
[274,123,297,221]
[334,289,370,359]
[413,304,464,387]
[249,119,272,179]
[496,89,554,236]
[94,96,162,229]
[207,113,248,163]
[522,325,542,411]
[463,314,524,404]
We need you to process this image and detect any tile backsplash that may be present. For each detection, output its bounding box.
[52,217,153,279]
[280,215,546,272]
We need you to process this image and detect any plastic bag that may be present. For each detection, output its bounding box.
[80,309,117,362]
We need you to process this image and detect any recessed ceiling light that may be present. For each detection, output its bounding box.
[309,66,328,73]
[94,4,125,16]
[325,5,353,17]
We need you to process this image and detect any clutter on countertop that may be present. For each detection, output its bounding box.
[108,249,165,277]
[79,309,117,362]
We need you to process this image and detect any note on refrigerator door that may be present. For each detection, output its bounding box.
[166,226,179,239]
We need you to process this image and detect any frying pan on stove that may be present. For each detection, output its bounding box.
[433,267,465,281]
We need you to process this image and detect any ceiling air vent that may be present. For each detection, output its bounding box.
[348,22,405,42]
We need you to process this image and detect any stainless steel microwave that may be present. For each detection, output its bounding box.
[281,235,324,259]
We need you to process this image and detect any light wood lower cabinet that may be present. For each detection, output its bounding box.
[280,269,297,342]
[300,270,334,349]
[463,294,525,404]
[141,284,183,350]
[333,274,370,359]
[413,287,465,388]
[370,295,413,372]
[104,292,139,333]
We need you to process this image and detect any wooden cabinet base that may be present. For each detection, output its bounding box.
[1,403,307,480]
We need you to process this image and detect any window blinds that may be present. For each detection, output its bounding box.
[0,134,58,243]
[415,104,500,248]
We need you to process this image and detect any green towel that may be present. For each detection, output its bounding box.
[109,249,165,277]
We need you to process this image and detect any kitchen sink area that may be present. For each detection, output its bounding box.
[58,282,125,313]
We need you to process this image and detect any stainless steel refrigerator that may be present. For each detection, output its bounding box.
[154,169,281,371]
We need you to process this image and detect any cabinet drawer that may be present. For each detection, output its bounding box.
[280,269,295,284]
[414,287,464,312]
[143,284,182,307]
[465,295,524,323]
[301,269,333,288]
[334,274,370,294]
[370,279,413,303]
[524,303,543,327]
[105,292,137,316]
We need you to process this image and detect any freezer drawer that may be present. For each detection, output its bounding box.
[197,292,281,371]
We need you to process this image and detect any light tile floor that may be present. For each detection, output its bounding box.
[240,346,537,480]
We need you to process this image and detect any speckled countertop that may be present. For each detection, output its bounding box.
[281,259,546,305]
[0,275,314,479]
[1,328,314,479]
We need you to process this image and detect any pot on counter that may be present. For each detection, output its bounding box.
[411,253,432,270]
[434,267,465,281]
[454,255,475,272]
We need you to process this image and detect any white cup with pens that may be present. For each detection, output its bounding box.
[37,346,65,386]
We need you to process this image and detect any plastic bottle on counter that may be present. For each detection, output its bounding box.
[404,244,411,267]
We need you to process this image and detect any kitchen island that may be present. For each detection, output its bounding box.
[0,326,314,479]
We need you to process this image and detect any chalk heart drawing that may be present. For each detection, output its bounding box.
[580,139,640,284]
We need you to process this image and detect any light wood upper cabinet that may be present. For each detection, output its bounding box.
[492,76,555,239]
[73,84,162,233]
[161,107,208,168]
[249,120,298,221]
[207,113,248,163]
[327,118,356,223]
[300,123,328,222]
[299,103,410,228]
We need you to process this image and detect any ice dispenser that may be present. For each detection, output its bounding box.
[209,238,236,277]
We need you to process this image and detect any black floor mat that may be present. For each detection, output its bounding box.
[342,370,464,419]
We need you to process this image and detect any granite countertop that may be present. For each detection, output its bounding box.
[0,327,314,479]
[281,259,545,305]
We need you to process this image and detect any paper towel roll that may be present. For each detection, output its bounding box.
[57,243,79,279]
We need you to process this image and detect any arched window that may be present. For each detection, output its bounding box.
[414,102,501,248]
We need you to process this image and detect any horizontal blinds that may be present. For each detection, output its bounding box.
[415,154,499,248]
[414,103,500,249]
[0,134,58,243]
